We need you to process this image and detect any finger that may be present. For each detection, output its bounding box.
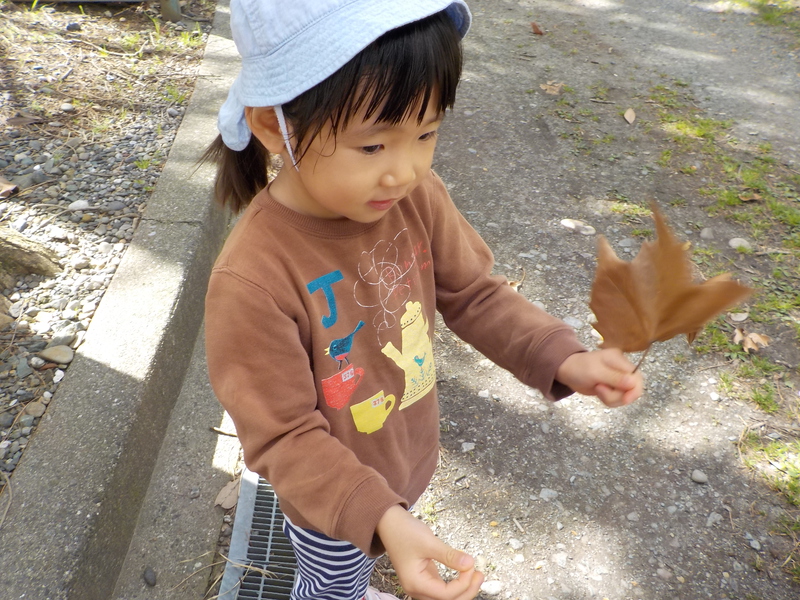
[601,348,637,374]
[594,383,625,407]
[435,543,475,573]
[620,376,643,405]
[412,568,477,600]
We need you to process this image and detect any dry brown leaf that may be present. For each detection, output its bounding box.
[624,108,636,124]
[739,193,761,202]
[540,81,565,95]
[214,477,241,510]
[7,112,44,127]
[738,330,770,353]
[1,176,18,199]
[509,269,526,292]
[531,21,545,35]
[590,203,752,352]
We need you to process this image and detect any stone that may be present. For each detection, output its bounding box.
[38,345,75,365]
[562,316,584,329]
[700,227,715,240]
[560,218,595,235]
[24,402,46,418]
[68,199,91,211]
[480,580,503,595]
[706,512,723,527]
[691,470,708,484]
[539,488,559,501]
[461,442,475,453]
[552,552,568,568]
[16,358,32,379]
[143,567,157,587]
[728,238,752,251]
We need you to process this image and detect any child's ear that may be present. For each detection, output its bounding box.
[245,106,287,154]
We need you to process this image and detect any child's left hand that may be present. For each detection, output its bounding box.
[555,349,643,407]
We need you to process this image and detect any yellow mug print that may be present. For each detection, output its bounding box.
[350,391,396,434]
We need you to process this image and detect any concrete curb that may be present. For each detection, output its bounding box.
[0,4,235,599]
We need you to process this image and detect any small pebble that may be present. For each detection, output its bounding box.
[691,470,708,484]
[480,580,503,595]
[143,567,157,587]
[728,238,752,251]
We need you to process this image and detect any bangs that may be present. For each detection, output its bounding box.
[283,10,463,159]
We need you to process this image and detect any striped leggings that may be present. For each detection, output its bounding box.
[282,514,378,600]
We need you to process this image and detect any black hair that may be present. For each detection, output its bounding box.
[200,9,463,213]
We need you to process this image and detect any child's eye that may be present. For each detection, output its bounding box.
[419,131,438,142]
[361,144,382,155]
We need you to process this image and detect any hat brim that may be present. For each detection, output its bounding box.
[235,0,470,108]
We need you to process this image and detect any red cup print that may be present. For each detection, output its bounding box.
[321,365,364,409]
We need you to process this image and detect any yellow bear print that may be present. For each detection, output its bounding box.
[381,301,435,410]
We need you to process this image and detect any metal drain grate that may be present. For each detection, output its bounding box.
[218,469,297,600]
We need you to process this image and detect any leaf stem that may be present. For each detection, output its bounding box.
[634,347,651,372]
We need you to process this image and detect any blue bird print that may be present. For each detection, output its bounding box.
[325,321,365,369]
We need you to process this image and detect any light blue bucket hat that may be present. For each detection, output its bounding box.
[218,0,472,151]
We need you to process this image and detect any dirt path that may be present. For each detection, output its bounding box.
[378,1,800,599]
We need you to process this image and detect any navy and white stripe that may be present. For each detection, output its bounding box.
[283,514,377,600]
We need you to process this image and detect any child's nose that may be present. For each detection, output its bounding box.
[380,159,416,188]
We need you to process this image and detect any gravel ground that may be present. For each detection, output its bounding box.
[0,2,213,486]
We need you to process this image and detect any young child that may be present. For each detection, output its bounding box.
[203,2,644,600]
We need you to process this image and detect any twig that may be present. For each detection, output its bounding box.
[210,426,237,438]
[698,363,729,372]
[590,98,615,104]
[170,558,226,591]
[633,347,651,372]
[51,38,147,58]
[0,470,12,532]
[513,518,526,533]
[754,250,794,256]
[28,206,101,235]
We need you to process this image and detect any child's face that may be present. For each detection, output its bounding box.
[270,99,443,222]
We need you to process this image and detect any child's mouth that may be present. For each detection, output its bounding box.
[368,199,396,211]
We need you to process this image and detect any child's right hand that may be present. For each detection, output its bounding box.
[377,505,484,600]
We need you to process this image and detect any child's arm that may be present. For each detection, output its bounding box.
[555,348,643,407]
[377,506,484,600]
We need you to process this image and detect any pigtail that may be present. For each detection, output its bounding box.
[199,134,270,214]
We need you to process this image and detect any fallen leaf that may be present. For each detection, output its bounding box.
[748,332,770,347]
[531,21,545,35]
[738,193,761,202]
[214,477,241,510]
[7,112,44,126]
[590,203,752,352]
[733,327,745,345]
[1,176,18,199]
[624,108,636,124]
[509,268,526,292]
[540,81,565,95]
[739,331,770,353]
[728,311,749,322]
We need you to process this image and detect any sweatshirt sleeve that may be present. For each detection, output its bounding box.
[427,174,586,400]
[205,269,406,555]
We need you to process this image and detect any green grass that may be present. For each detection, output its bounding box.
[739,430,800,581]
[740,0,800,41]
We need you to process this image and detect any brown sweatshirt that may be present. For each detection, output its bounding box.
[205,170,585,556]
